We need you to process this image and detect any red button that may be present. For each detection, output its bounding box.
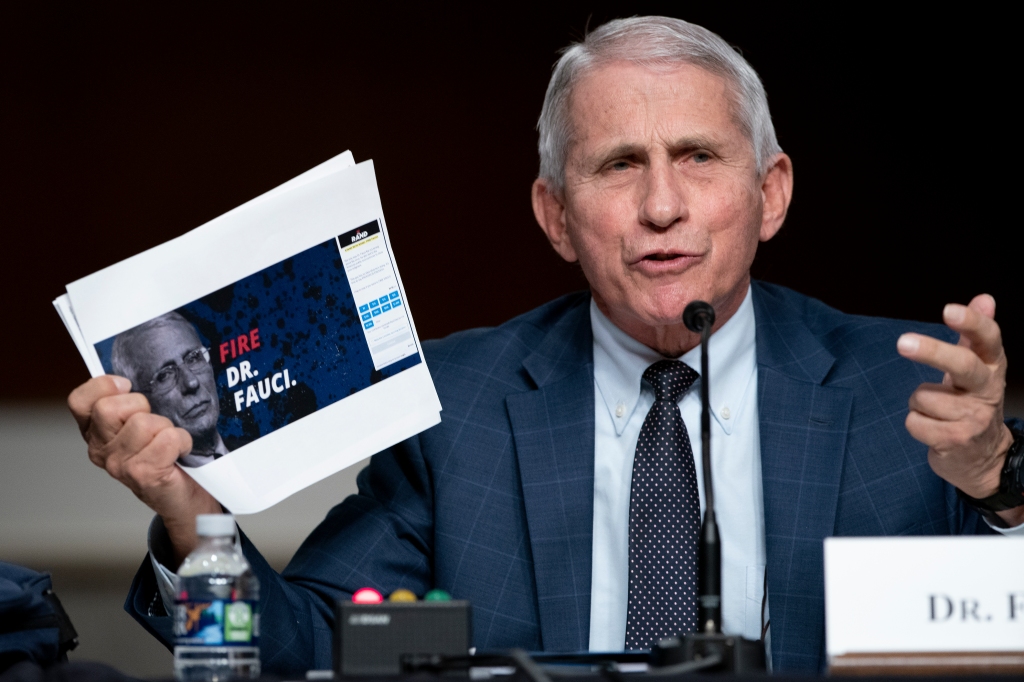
[352,588,384,604]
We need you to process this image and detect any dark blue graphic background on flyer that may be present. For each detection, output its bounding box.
[94,230,421,452]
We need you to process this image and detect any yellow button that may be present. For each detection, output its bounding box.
[388,588,417,602]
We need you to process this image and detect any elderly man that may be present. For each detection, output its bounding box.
[69,16,1023,675]
[108,312,228,467]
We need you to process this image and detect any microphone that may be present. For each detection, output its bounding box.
[682,301,720,634]
[682,300,715,337]
[649,301,766,674]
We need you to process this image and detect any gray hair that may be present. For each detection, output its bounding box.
[110,312,196,390]
[537,16,782,192]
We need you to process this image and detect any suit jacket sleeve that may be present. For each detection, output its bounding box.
[123,432,436,677]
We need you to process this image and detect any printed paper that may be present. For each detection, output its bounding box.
[54,152,441,513]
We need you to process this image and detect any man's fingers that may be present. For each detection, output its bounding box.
[943,296,1004,365]
[908,383,970,421]
[967,293,996,319]
[88,392,152,444]
[901,295,1012,499]
[908,382,1001,428]
[905,409,970,450]
[119,427,193,492]
[68,375,133,433]
[897,333,990,392]
[97,412,184,476]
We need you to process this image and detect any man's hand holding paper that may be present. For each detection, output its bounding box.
[55,154,442,522]
[68,374,222,563]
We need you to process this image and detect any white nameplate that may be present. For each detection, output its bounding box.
[824,536,1024,655]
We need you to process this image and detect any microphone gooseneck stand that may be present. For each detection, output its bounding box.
[650,301,766,675]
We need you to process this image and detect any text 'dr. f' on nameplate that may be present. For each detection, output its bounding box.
[824,536,1024,676]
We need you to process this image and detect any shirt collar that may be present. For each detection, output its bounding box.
[591,286,757,437]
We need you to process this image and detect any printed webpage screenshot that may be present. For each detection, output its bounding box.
[54,154,441,512]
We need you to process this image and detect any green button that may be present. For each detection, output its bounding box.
[423,589,451,601]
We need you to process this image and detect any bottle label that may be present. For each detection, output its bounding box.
[174,599,259,646]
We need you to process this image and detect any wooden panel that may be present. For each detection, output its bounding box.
[830,651,1024,676]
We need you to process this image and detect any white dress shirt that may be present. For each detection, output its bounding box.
[588,287,767,650]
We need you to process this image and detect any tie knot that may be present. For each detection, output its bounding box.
[643,359,698,403]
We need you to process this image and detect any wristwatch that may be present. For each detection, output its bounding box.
[957,427,1024,514]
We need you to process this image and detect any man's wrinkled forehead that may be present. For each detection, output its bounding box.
[564,60,747,161]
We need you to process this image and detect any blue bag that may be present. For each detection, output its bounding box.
[0,562,77,672]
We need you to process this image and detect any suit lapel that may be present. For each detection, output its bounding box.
[506,298,595,652]
[752,283,853,672]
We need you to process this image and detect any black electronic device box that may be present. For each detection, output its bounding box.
[334,600,472,676]
[652,632,766,674]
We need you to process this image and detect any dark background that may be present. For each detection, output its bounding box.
[2,3,1017,400]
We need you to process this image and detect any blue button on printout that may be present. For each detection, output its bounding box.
[392,299,402,308]
[378,296,389,305]
[364,321,374,329]
[371,308,382,317]
[359,304,369,313]
[369,300,379,308]
[361,312,372,321]
[381,303,391,312]
[389,292,399,299]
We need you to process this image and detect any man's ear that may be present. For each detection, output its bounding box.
[758,152,794,242]
[532,178,578,263]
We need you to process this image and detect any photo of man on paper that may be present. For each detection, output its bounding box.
[110,312,229,468]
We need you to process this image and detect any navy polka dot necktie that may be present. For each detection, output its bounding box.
[624,359,701,650]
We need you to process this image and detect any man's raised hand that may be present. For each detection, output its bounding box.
[68,375,222,564]
[897,294,1023,526]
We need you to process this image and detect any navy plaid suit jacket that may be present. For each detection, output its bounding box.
[126,281,995,675]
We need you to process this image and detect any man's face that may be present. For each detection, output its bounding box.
[542,61,785,340]
[133,323,220,442]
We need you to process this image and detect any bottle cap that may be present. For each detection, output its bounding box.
[196,513,235,537]
[423,589,451,601]
[388,589,417,602]
[352,588,384,604]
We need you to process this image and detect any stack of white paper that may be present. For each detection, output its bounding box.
[54,152,442,513]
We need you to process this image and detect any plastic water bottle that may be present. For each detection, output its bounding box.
[173,514,260,681]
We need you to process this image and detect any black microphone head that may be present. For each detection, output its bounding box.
[683,300,716,333]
